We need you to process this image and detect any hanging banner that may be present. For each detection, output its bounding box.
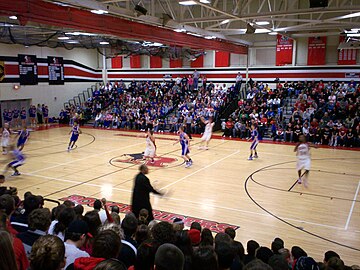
[338,36,357,65]
[215,51,230,67]
[111,56,123,69]
[0,61,4,82]
[191,55,204,68]
[170,58,182,68]
[48,56,64,85]
[276,34,293,66]
[18,54,38,85]
[307,37,326,65]
[130,55,141,68]
[150,56,162,68]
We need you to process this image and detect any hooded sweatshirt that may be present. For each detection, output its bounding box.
[73,257,105,270]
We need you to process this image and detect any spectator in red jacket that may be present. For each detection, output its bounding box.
[223,118,234,137]
[68,230,122,270]
[0,195,29,270]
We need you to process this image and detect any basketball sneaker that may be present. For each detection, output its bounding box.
[254,154,258,158]
[185,162,190,168]
[297,178,302,184]
[248,156,253,160]
[11,172,21,176]
[303,178,308,188]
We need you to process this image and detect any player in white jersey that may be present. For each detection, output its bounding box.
[1,123,10,154]
[199,117,214,150]
[143,129,156,163]
[294,134,317,187]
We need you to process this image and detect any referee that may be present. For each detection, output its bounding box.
[131,164,163,222]
[184,113,193,139]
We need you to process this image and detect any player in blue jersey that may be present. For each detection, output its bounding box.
[12,109,20,128]
[2,109,7,123]
[3,144,25,176]
[247,124,259,160]
[42,105,49,126]
[174,126,192,168]
[6,110,13,126]
[20,107,27,127]
[16,126,30,151]
[68,122,82,151]
[29,105,37,127]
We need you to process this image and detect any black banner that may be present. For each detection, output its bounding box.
[48,56,64,85]
[18,54,38,85]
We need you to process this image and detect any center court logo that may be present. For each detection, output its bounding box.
[114,153,178,168]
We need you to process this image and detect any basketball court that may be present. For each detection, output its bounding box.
[1,126,359,264]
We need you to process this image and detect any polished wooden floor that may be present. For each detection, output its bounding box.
[1,126,359,265]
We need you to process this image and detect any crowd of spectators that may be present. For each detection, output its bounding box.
[69,75,237,136]
[221,80,359,148]
[172,82,239,135]
[89,80,179,131]
[1,186,358,270]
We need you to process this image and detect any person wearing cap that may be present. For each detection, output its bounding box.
[188,229,201,246]
[173,218,184,232]
[64,220,90,269]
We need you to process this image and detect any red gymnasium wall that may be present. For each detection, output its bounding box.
[106,66,360,83]
[0,56,101,83]
[1,55,359,84]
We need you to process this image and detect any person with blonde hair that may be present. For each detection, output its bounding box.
[1,123,10,155]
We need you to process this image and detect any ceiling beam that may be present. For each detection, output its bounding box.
[181,4,360,23]
[0,0,250,52]
[45,0,251,45]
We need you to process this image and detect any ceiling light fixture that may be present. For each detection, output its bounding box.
[58,36,70,40]
[65,32,97,36]
[100,41,110,45]
[268,31,278,35]
[341,12,360,19]
[67,40,79,44]
[199,0,211,3]
[53,1,69,7]
[174,28,186,32]
[255,29,271,34]
[90,9,109,15]
[346,33,360,37]
[187,32,202,37]
[255,21,270,25]
[179,0,197,5]
[350,28,360,32]
[204,36,216,39]
[220,19,230,25]
[9,16,17,20]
